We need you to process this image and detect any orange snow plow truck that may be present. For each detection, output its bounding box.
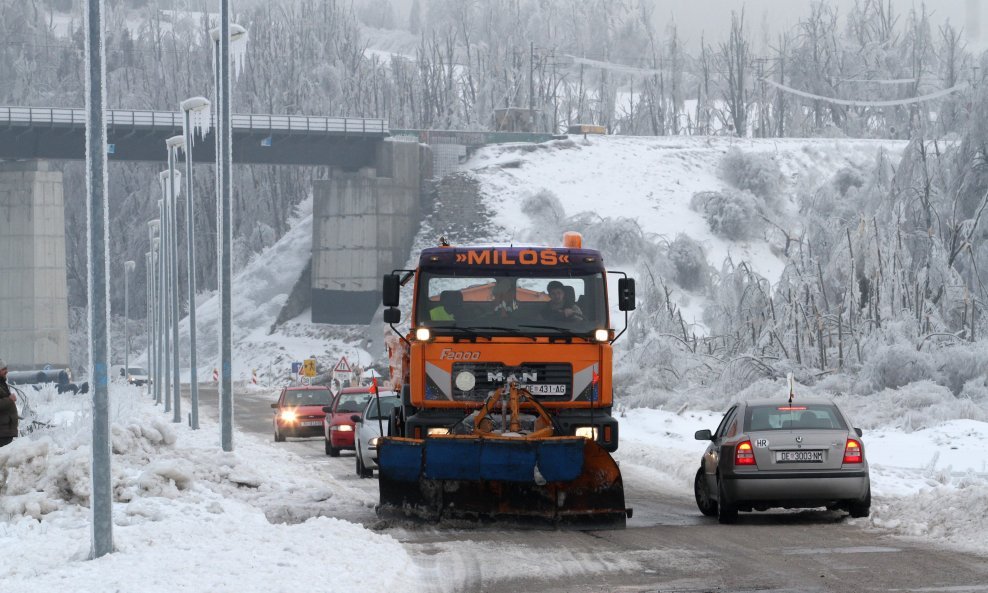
[378,232,636,527]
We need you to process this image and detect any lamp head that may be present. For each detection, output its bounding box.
[180,96,211,112]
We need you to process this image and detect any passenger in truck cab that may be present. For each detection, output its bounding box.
[430,290,463,321]
[490,277,519,317]
[543,281,584,321]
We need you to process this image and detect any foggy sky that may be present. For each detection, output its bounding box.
[659,0,981,52]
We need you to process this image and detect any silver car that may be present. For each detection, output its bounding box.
[694,397,870,524]
[353,393,399,478]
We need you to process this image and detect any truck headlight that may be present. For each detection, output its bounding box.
[427,427,450,436]
[415,327,432,341]
[593,329,610,342]
[575,426,598,440]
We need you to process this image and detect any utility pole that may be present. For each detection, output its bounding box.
[219,0,234,451]
[85,0,113,559]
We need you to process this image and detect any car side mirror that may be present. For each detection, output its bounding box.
[383,274,400,307]
[618,278,636,311]
[383,307,401,324]
[350,415,362,423]
[694,429,713,441]
[855,427,863,437]
[270,403,279,409]
[322,406,333,413]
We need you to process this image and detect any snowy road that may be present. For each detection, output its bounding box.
[198,385,988,593]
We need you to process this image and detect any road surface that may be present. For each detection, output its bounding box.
[189,384,988,593]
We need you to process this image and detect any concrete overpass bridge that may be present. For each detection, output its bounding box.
[0,105,430,370]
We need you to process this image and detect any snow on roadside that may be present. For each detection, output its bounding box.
[616,406,988,557]
[0,385,420,593]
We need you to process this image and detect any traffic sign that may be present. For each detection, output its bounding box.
[333,357,352,373]
[302,358,318,377]
[291,361,303,375]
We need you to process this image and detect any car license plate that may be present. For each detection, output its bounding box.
[301,421,321,427]
[776,450,824,463]
[519,384,566,395]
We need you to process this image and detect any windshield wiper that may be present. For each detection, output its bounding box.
[458,326,537,341]
[517,324,584,336]
[432,325,481,338]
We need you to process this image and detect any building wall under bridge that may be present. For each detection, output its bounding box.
[311,140,431,324]
[0,160,70,369]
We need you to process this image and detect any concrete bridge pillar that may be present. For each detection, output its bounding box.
[311,140,431,324]
[0,160,70,369]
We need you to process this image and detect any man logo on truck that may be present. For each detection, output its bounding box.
[486,371,538,383]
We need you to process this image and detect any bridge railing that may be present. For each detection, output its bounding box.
[1,106,387,136]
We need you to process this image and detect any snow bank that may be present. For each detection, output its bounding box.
[0,385,419,593]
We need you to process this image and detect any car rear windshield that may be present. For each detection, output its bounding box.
[335,392,373,413]
[363,396,399,420]
[283,390,333,406]
[744,404,847,431]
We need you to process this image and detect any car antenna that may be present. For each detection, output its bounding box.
[787,372,795,404]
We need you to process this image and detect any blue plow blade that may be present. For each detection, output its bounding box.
[379,438,586,483]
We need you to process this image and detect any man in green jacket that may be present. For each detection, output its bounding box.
[0,356,18,447]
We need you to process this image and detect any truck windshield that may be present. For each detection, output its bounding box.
[415,272,607,334]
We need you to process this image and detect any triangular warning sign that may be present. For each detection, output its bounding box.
[334,356,352,373]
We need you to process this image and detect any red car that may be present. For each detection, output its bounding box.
[323,386,374,457]
[271,386,335,442]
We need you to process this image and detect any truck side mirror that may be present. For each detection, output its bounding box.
[383,307,401,324]
[383,274,400,307]
[618,278,636,311]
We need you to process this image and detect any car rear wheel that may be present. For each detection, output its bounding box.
[847,487,871,518]
[717,476,738,524]
[694,467,718,517]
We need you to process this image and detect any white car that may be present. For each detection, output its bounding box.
[353,393,399,478]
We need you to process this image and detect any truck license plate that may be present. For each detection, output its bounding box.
[520,384,566,395]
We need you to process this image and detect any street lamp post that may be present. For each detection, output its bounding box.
[210,16,247,452]
[144,251,152,396]
[147,220,160,402]
[180,97,210,430]
[123,260,136,384]
[157,192,171,413]
[162,143,183,425]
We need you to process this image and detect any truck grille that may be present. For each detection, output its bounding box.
[450,362,573,402]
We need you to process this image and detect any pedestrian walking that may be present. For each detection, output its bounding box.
[0,357,18,447]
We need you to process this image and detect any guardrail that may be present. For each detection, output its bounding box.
[0,106,388,136]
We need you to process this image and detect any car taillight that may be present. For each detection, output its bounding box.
[843,439,863,464]
[735,441,756,466]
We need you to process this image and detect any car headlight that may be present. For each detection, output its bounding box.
[280,411,297,422]
[369,437,382,447]
[575,426,598,440]
[427,427,450,436]
[331,425,354,432]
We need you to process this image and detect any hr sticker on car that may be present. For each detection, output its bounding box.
[755,438,769,448]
